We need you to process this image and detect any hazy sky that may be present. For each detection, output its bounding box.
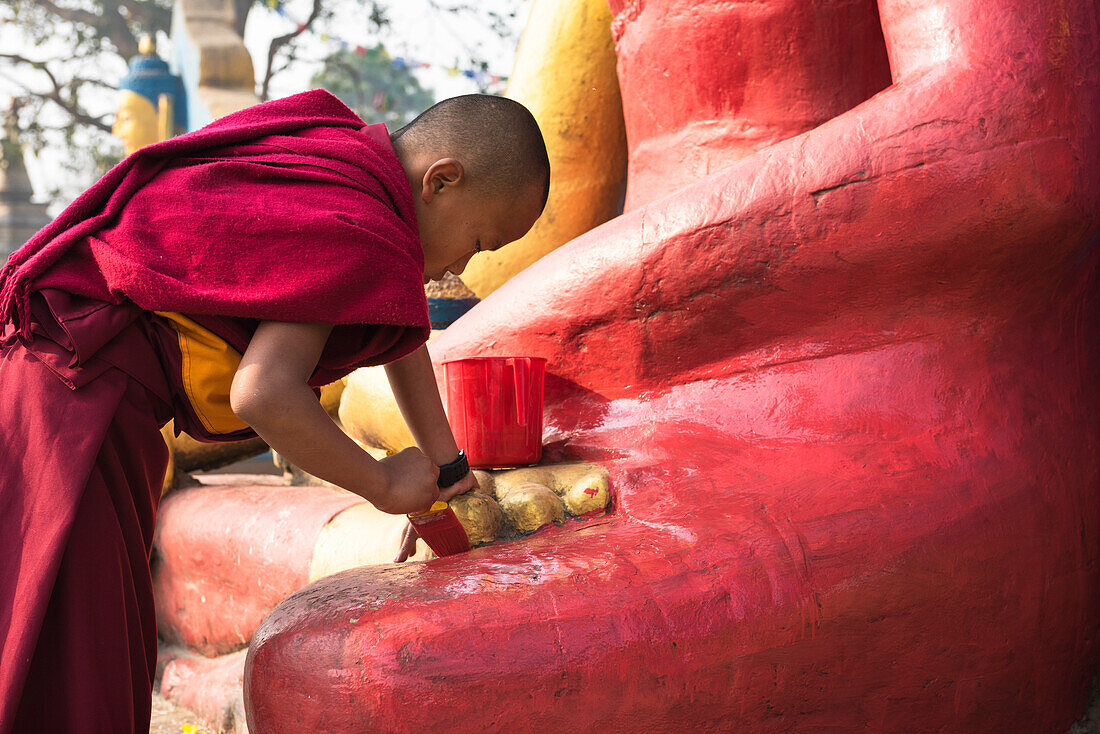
[245,0,530,101]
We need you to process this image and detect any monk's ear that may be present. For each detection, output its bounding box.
[421,158,465,202]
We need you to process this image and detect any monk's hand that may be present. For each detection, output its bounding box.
[393,470,480,562]
[376,447,440,515]
[395,521,419,563]
[439,469,480,502]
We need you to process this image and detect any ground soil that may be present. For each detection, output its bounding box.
[151,692,215,734]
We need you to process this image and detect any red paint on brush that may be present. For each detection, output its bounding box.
[408,502,470,556]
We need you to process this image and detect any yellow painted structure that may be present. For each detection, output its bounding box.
[309,502,432,580]
[449,491,504,545]
[338,364,415,453]
[163,427,267,475]
[156,93,176,143]
[177,0,254,89]
[498,483,565,533]
[338,330,448,453]
[113,91,162,156]
[458,0,628,298]
[113,37,183,155]
[487,461,611,516]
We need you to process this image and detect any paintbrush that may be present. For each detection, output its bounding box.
[408,500,471,556]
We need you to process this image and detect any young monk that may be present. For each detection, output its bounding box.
[0,89,549,733]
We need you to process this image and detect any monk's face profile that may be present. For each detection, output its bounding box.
[413,158,544,283]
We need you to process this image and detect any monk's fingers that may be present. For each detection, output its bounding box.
[439,471,479,502]
[394,521,419,563]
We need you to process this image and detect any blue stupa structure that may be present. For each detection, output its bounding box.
[119,36,188,134]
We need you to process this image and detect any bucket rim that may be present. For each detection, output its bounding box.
[440,356,548,365]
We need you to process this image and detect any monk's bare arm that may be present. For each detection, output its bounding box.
[384,345,479,497]
[382,345,460,464]
[230,321,439,515]
[384,343,479,562]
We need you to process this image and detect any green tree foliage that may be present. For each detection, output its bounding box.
[311,45,436,127]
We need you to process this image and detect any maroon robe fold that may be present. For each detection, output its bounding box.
[0,89,429,733]
[0,294,172,733]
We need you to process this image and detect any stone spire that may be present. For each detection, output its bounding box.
[0,103,51,260]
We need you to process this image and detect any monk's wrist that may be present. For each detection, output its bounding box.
[436,450,469,489]
[353,453,392,505]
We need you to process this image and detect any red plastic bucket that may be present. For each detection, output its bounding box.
[442,356,547,468]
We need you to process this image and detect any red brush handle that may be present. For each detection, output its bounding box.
[408,503,470,556]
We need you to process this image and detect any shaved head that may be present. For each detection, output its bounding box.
[392,95,550,212]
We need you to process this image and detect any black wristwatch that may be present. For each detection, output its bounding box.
[436,450,470,488]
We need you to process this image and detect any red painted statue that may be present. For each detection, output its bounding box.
[246,0,1100,730]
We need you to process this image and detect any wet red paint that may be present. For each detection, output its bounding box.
[245,0,1100,731]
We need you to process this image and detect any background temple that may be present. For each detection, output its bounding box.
[0,105,51,262]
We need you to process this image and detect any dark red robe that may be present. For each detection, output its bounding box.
[0,89,429,733]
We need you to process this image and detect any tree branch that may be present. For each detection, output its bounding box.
[0,54,114,132]
[232,0,252,37]
[259,0,324,101]
[69,76,119,92]
[28,0,102,31]
[33,0,141,58]
[115,0,172,34]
